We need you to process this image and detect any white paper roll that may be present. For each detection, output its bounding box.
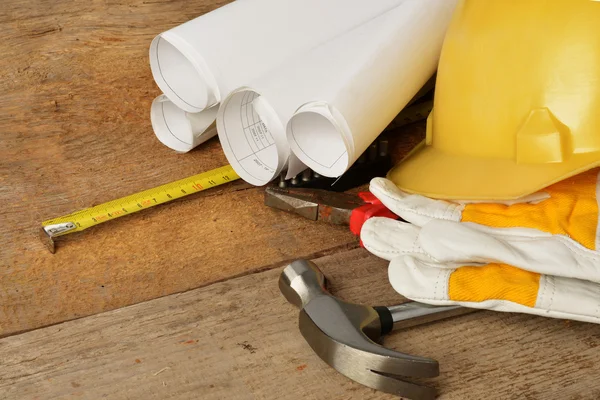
[216,0,457,182]
[150,95,219,153]
[287,0,457,177]
[149,0,406,155]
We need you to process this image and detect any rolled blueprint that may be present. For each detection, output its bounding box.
[149,0,405,153]
[150,95,219,153]
[216,0,457,183]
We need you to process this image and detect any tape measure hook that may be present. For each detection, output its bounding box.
[40,222,76,254]
[39,228,56,254]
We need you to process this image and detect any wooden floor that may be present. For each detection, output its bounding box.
[2,0,600,399]
[3,249,600,400]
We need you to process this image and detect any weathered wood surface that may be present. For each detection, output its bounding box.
[0,0,423,337]
[1,248,599,400]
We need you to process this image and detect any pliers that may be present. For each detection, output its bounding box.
[264,186,398,238]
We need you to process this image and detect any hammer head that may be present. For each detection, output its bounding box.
[280,260,439,400]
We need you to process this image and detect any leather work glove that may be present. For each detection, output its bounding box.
[360,168,600,324]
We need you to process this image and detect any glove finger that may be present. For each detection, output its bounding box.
[360,217,423,261]
[417,219,600,283]
[389,254,540,307]
[369,178,463,227]
[389,254,600,324]
[369,178,549,227]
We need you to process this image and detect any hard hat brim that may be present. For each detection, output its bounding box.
[388,141,600,200]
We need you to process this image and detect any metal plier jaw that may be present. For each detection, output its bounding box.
[264,187,398,236]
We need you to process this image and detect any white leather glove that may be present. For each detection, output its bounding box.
[361,168,600,324]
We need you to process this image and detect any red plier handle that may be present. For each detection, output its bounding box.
[349,192,398,237]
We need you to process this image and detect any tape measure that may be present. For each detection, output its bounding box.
[40,99,432,253]
[40,165,240,253]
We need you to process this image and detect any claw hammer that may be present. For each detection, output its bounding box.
[280,259,478,400]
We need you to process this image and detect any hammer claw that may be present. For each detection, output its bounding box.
[369,370,438,400]
[299,308,440,398]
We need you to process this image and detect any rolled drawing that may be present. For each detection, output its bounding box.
[287,0,457,177]
[149,0,405,153]
[216,0,457,184]
[151,95,219,153]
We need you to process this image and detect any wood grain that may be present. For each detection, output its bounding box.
[1,248,599,400]
[0,0,424,336]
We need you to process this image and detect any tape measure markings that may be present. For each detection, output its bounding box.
[41,165,240,239]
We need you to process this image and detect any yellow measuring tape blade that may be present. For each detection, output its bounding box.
[41,165,240,250]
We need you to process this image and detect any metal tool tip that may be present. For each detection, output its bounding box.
[39,227,56,254]
[301,169,312,182]
[278,174,287,188]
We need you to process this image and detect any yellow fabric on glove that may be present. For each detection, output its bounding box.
[461,168,599,249]
[451,169,598,307]
[449,264,540,307]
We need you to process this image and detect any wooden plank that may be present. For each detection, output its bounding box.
[1,248,600,400]
[0,0,424,336]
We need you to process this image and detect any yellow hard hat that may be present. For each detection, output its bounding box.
[388,0,600,200]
